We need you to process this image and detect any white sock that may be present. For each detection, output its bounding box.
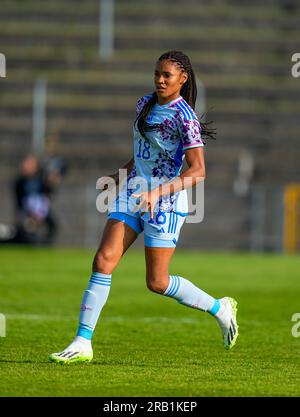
[73,336,92,348]
[163,275,220,315]
[76,272,112,341]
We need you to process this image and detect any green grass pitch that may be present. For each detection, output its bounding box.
[0,246,299,397]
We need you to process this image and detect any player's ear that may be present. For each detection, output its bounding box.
[180,72,188,85]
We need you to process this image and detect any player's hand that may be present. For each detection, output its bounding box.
[132,189,160,219]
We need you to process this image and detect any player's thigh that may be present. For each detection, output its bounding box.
[93,219,138,273]
[144,246,176,292]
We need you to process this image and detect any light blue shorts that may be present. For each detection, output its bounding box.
[108,210,186,248]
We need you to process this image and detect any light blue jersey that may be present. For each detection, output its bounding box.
[133,94,203,182]
[108,93,204,247]
[128,94,203,213]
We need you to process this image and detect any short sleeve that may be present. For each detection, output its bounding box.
[178,113,204,151]
[136,94,152,116]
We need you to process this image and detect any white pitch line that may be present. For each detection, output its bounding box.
[5,313,199,324]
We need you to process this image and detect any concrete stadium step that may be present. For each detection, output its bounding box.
[2,78,299,102]
[115,37,300,53]
[2,1,299,20]
[2,46,293,69]
[2,112,299,150]
[4,20,297,39]
[1,110,300,144]
[3,63,297,89]
[3,55,294,78]
[1,148,298,189]
[1,15,298,33]
[1,30,299,54]
[180,188,251,249]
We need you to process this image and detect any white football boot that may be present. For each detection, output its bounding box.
[49,337,93,364]
[215,297,239,350]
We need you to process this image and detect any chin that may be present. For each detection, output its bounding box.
[156,91,166,97]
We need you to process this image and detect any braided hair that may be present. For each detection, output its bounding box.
[135,50,216,142]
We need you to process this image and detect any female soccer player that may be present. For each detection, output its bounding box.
[49,50,238,364]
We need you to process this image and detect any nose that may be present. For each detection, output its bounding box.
[155,74,165,85]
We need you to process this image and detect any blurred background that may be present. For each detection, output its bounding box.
[0,0,299,252]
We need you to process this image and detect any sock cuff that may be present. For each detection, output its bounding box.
[90,272,112,287]
[208,299,221,316]
[164,275,180,297]
[77,323,93,340]
[91,272,112,279]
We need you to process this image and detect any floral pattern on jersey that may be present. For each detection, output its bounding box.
[157,194,176,212]
[180,118,203,148]
[129,95,203,213]
[152,150,177,179]
[158,112,182,143]
[126,165,137,197]
[152,149,179,211]
[127,165,136,181]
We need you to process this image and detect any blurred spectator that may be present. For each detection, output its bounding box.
[12,154,65,245]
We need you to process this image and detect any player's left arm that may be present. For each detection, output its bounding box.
[155,147,206,198]
[174,146,206,188]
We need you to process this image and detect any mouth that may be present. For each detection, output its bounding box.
[156,86,166,92]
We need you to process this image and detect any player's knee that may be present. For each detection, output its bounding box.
[92,248,117,274]
[146,275,169,294]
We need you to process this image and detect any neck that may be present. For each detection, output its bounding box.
[157,93,181,106]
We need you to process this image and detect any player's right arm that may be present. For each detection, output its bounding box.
[113,157,134,185]
[97,156,134,190]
